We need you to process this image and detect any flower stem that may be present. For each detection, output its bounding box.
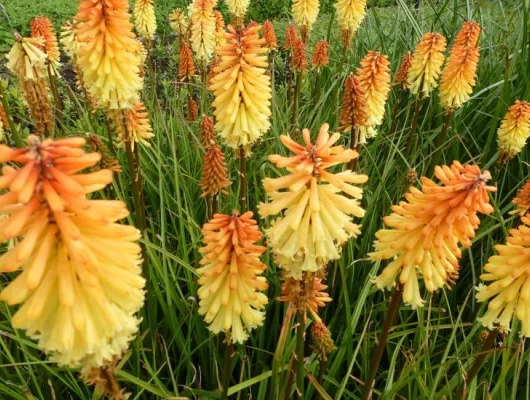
[405,96,423,156]
[361,285,403,400]
[389,90,402,136]
[220,336,234,400]
[429,110,452,175]
[272,309,295,398]
[0,81,23,147]
[349,126,359,171]
[239,147,247,212]
[454,329,497,400]
[296,309,305,398]
[105,116,115,154]
[292,71,303,129]
[313,71,321,105]
[47,64,63,123]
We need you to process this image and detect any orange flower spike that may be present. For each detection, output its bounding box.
[284,24,300,51]
[512,179,530,217]
[30,16,61,76]
[311,40,329,70]
[0,136,145,370]
[74,0,142,109]
[179,43,197,81]
[292,39,308,72]
[200,145,232,198]
[395,52,413,89]
[356,51,391,143]
[338,73,370,133]
[440,22,481,110]
[187,97,199,121]
[370,162,496,308]
[477,215,530,336]
[197,211,268,343]
[497,100,530,162]
[407,32,447,98]
[200,115,217,147]
[263,20,278,50]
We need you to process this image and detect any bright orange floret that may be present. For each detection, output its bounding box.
[311,40,329,69]
[179,43,197,81]
[338,74,370,133]
[30,16,61,76]
[0,136,145,370]
[513,179,530,217]
[200,145,231,198]
[197,211,268,344]
[395,52,413,89]
[284,24,300,51]
[370,162,496,308]
[187,97,199,121]
[292,39,308,72]
[200,115,217,147]
[263,20,278,50]
[455,21,481,48]
[74,0,143,109]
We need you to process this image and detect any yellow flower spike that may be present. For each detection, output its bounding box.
[226,0,250,25]
[259,124,368,279]
[6,34,53,136]
[134,0,157,40]
[356,51,391,143]
[497,100,530,163]
[0,136,145,371]
[197,211,268,344]
[189,0,217,62]
[512,179,530,217]
[30,16,61,76]
[209,24,271,151]
[170,8,189,37]
[214,11,226,47]
[370,162,496,309]
[292,0,320,42]
[335,0,367,48]
[407,32,447,98]
[476,215,530,336]
[74,0,143,110]
[112,102,155,150]
[440,22,481,110]
[60,20,80,59]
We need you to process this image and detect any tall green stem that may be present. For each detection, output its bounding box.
[220,338,233,400]
[405,96,423,156]
[296,310,305,398]
[361,285,403,400]
[0,82,23,147]
[429,110,452,175]
[239,147,247,212]
[349,126,359,171]
[292,71,303,129]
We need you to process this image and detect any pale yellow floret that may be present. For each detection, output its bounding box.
[134,0,157,40]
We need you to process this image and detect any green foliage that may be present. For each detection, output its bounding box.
[1,0,530,399]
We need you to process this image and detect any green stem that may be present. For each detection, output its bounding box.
[361,285,403,400]
[349,126,359,171]
[405,96,423,156]
[454,330,497,400]
[220,337,233,400]
[0,81,23,147]
[292,71,303,129]
[272,309,295,398]
[105,116,115,154]
[47,64,63,123]
[296,310,305,398]
[389,90,402,136]
[239,147,247,212]
[429,110,453,175]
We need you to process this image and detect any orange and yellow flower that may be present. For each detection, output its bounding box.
[407,32,447,98]
[197,211,268,343]
[259,124,368,279]
[169,8,189,39]
[74,0,143,109]
[497,100,530,163]
[112,102,155,150]
[134,0,157,40]
[356,51,391,143]
[335,0,367,47]
[292,0,320,42]
[338,73,369,134]
[189,0,217,62]
[209,24,271,150]
[513,179,530,217]
[0,136,145,370]
[439,22,481,110]
[370,162,496,308]
[6,34,53,136]
[477,215,530,336]
[30,16,61,76]
[395,52,413,89]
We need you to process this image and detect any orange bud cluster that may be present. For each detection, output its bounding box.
[311,321,336,361]
[278,274,332,316]
[263,20,278,50]
[0,136,145,370]
[284,24,300,51]
[88,134,122,173]
[339,74,369,133]
[497,100,530,162]
[200,145,232,198]
[370,162,496,308]
[7,34,53,136]
[440,22,481,110]
[512,179,530,217]
[179,43,197,81]
[395,52,413,89]
[200,115,217,147]
[30,16,61,76]
[292,39,308,72]
[197,211,268,343]
[187,97,199,121]
[311,40,329,69]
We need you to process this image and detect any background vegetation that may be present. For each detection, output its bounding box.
[0,0,529,399]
